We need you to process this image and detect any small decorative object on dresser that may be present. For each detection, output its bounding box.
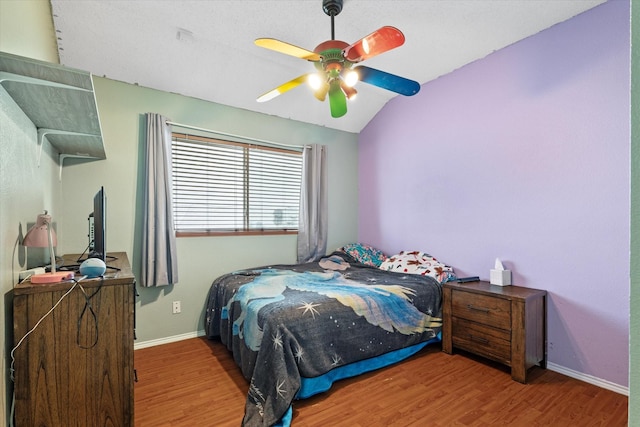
[442,280,546,383]
[490,258,512,286]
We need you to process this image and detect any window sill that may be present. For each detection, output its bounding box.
[176,230,298,238]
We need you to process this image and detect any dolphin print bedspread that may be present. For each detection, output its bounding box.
[205,252,443,426]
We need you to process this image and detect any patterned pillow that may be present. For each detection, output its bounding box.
[379,250,456,283]
[340,243,387,267]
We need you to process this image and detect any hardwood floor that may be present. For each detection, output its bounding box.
[134,337,628,426]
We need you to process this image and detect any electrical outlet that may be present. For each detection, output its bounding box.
[172,300,181,314]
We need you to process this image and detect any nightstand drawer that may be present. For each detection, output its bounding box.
[452,317,511,363]
[452,290,511,329]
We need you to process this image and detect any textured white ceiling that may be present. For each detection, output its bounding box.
[50,0,606,133]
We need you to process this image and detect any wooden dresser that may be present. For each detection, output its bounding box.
[442,280,546,383]
[13,252,135,426]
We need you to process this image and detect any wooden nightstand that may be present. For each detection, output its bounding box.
[442,280,546,383]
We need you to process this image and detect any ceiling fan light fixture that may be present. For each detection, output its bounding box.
[325,62,343,79]
[314,82,330,101]
[308,73,324,90]
[343,69,359,87]
[342,84,357,100]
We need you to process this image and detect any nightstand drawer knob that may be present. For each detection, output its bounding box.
[467,304,490,313]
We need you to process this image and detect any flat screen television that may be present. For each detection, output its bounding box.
[89,186,106,262]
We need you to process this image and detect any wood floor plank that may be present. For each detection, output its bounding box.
[134,338,627,426]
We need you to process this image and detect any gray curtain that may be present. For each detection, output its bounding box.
[141,113,179,287]
[297,144,328,263]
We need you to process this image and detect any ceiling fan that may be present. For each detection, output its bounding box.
[255,0,421,118]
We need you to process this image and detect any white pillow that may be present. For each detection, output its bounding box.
[379,251,456,283]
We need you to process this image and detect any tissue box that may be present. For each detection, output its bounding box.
[490,269,512,286]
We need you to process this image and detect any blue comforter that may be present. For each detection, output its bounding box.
[205,252,442,426]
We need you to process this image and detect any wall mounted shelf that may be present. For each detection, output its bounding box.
[0,51,105,176]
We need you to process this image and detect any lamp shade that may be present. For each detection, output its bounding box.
[23,212,57,248]
[21,211,71,284]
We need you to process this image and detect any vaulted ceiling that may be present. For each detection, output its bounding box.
[50,0,606,133]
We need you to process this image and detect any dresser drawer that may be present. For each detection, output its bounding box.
[452,317,511,364]
[451,290,511,329]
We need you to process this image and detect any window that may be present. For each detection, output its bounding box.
[171,133,303,236]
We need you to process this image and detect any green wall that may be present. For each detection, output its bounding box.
[0,0,58,64]
[57,77,359,344]
[0,1,60,426]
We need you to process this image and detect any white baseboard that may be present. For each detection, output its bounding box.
[134,329,206,350]
[547,362,629,396]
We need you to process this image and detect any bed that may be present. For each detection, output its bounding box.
[205,247,454,426]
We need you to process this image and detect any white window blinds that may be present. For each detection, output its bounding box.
[171,133,302,235]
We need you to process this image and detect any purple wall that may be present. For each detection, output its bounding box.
[359,1,630,387]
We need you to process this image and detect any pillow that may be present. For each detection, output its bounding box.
[339,243,387,267]
[379,250,456,283]
[319,254,350,271]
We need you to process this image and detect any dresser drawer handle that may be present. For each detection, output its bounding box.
[467,304,490,313]
[470,335,490,345]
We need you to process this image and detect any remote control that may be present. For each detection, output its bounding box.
[456,276,480,283]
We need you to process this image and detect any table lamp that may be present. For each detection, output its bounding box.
[23,211,73,283]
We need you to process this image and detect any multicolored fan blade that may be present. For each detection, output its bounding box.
[328,80,347,118]
[343,26,405,63]
[354,65,420,96]
[257,74,310,102]
[255,38,321,61]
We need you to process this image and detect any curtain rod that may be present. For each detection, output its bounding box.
[165,121,305,151]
